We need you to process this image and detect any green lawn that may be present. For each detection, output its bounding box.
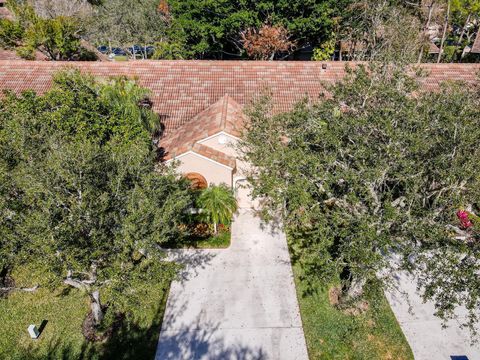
[165,229,231,249]
[112,56,128,62]
[0,264,171,360]
[293,265,413,360]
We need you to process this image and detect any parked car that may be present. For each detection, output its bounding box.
[97,45,109,54]
[111,47,127,56]
[145,46,155,57]
[127,45,144,58]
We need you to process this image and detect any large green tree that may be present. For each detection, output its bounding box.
[239,64,480,334]
[162,0,351,59]
[87,0,167,57]
[0,1,96,60]
[338,0,424,63]
[0,71,192,332]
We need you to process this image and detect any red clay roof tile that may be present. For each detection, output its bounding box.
[191,143,236,168]
[0,1,13,20]
[160,94,246,161]
[1,61,478,135]
[472,32,480,54]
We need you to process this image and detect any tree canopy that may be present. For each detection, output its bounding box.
[87,0,167,52]
[160,0,349,59]
[0,1,96,60]
[239,64,480,334]
[0,70,193,332]
[2,0,480,62]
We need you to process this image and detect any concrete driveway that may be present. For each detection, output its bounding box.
[386,271,480,360]
[155,209,308,360]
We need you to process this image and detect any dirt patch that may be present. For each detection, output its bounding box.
[342,300,370,316]
[82,311,101,342]
[328,286,341,306]
[82,310,125,343]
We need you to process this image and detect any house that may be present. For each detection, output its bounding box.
[158,93,257,206]
[159,94,245,188]
[429,42,440,55]
[0,0,13,20]
[471,31,480,54]
[0,60,479,204]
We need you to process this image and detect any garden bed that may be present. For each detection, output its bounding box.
[164,224,231,249]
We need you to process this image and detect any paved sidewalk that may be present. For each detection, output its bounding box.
[386,271,480,360]
[155,210,308,360]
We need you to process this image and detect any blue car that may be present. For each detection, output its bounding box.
[97,45,109,54]
[111,47,127,56]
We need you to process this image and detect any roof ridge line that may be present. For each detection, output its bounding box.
[221,94,229,130]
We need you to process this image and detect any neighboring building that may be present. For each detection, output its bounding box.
[471,31,480,54]
[0,60,479,202]
[0,0,13,20]
[429,42,440,55]
[0,49,48,61]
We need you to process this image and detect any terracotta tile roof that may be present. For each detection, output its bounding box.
[160,94,246,160]
[0,61,479,135]
[191,143,236,168]
[1,60,479,170]
[0,0,13,20]
[0,49,48,61]
[472,32,480,54]
[429,42,440,54]
[0,49,21,60]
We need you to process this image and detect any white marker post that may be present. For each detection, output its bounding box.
[28,324,40,339]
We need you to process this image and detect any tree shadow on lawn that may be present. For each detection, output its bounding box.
[9,249,220,360]
[12,286,170,360]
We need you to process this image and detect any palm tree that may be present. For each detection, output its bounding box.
[197,185,238,235]
[98,77,162,137]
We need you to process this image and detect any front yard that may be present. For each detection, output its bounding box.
[0,264,171,360]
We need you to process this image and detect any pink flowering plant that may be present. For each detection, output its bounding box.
[455,209,480,244]
[456,210,474,229]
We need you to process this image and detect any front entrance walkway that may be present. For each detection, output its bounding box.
[155,210,308,360]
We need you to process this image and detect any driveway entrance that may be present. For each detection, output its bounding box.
[155,210,308,359]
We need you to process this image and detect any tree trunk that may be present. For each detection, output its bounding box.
[90,290,103,326]
[437,0,451,63]
[0,285,38,292]
[344,276,366,301]
[213,222,218,235]
[461,32,474,59]
[453,13,470,61]
[418,2,434,63]
[64,270,103,326]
